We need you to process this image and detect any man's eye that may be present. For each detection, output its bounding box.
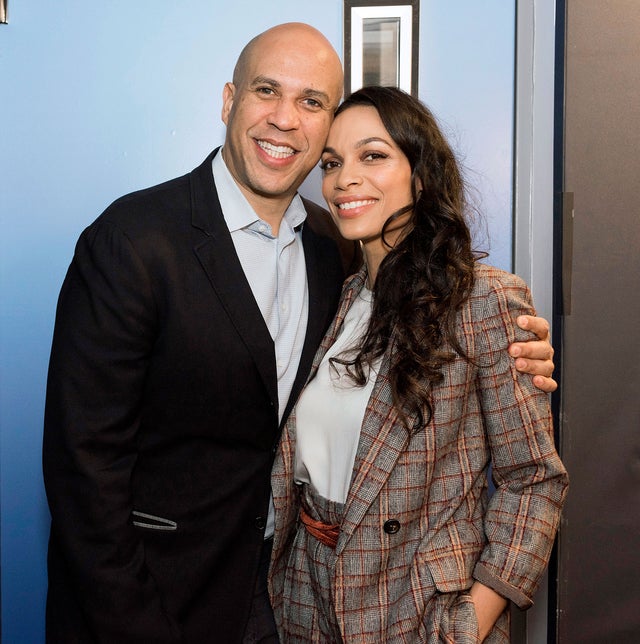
[256,87,275,95]
[303,98,322,109]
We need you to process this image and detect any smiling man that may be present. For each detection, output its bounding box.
[220,26,343,231]
[43,22,557,644]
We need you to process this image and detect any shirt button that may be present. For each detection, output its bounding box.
[383,519,401,535]
[254,516,266,531]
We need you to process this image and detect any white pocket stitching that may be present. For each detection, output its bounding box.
[132,510,177,531]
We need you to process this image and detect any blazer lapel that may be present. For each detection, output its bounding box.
[335,361,412,555]
[288,267,413,554]
[329,273,418,554]
[189,151,278,409]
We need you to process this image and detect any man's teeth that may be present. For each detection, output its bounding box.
[338,200,376,210]
[258,140,295,159]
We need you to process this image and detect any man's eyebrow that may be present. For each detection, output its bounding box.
[249,76,331,104]
[249,75,280,89]
[301,88,331,104]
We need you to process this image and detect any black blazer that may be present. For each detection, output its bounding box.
[43,150,359,643]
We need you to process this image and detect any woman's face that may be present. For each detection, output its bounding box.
[321,105,414,260]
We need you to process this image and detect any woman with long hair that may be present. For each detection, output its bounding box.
[269,86,568,643]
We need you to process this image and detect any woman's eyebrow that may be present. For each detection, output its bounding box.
[323,137,392,155]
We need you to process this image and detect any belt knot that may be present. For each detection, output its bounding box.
[299,506,340,549]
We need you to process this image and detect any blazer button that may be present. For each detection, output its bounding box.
[254,516,266,531]
[383,519,401,535]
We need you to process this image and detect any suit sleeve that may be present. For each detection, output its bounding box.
[43,220,182,643]
[471,270,569,609]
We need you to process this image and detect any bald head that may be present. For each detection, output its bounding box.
[233,23,343,103]
[219,23,345,219]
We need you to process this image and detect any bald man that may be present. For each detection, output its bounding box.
[43,23,556,643]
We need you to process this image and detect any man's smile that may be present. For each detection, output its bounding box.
[256,139,297,159]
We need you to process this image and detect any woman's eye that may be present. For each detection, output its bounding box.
[320,159,340,172]
[363,152,387,162]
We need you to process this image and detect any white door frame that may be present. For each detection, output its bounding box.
[514,1,558,642]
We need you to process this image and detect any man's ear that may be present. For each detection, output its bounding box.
[221,82,235,125]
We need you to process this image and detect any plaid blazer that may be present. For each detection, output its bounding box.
[269,264,568,643]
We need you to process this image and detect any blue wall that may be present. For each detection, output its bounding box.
[0,2,513,639]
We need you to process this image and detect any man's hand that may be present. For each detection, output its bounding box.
[509,315,557,393]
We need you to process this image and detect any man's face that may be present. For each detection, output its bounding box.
[221,31,343,213]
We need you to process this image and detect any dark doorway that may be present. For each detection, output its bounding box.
[554,1,640,641]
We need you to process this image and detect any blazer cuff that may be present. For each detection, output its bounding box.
[473,562,533,610]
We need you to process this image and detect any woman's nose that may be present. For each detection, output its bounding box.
[333,163,362,190]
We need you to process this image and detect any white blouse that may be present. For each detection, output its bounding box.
[294,286,379,503]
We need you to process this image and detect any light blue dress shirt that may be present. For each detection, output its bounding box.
[212,150,309,537]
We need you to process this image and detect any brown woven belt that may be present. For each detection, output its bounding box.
[299,506,340,549]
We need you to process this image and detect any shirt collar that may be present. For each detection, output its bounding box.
[212,148,307,235]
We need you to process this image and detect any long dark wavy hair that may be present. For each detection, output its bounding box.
[330,86,480,428]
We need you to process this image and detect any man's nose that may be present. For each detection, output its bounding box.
[267,99,300,131]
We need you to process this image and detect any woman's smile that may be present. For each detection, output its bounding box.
[321,105,414,271]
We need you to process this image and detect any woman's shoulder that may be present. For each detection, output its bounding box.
[471,263,529,296]
[464,263,534,324]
